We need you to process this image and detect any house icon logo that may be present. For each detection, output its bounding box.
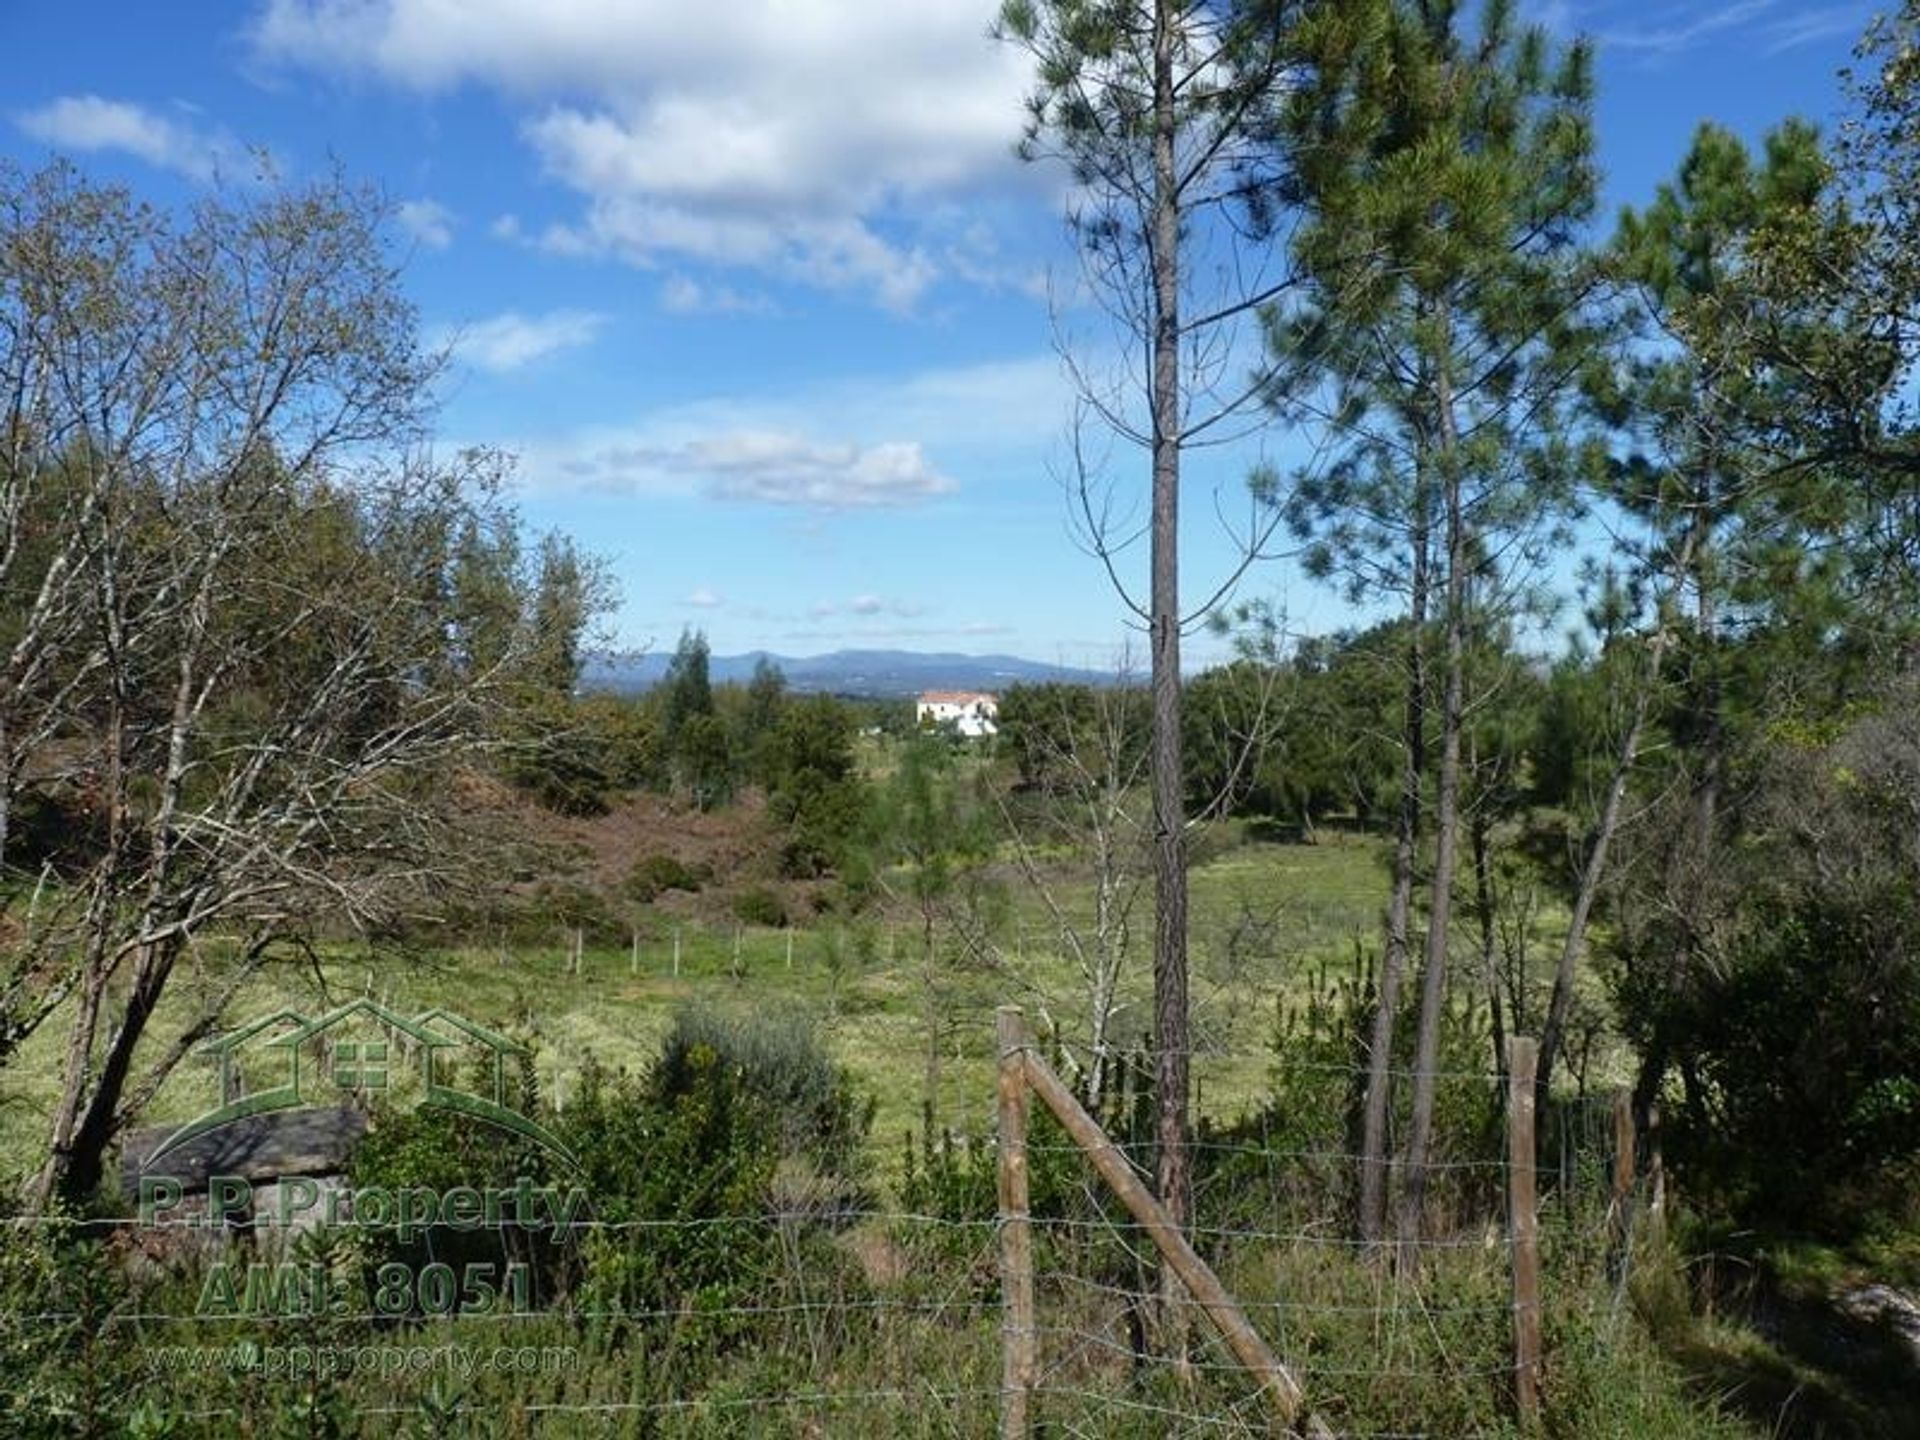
[147,999,577,1169]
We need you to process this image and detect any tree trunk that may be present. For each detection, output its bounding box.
[32,691,130,1211]
[1400,359,1466,1250]
[1471,780,1506,1081]
[57,939,178,1203]
[1535,581,1687,1111]
[922,907,941,1127]
[1149,0,1192,1315]
[0,721,11,876]
[1358,477,1429,1248]
[1088,823,1122,1108]
[39,562,213,1208]
[1691,500,1723,859]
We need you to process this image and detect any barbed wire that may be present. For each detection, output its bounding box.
[1042,1269,1520,1318]
[0,1034,1640,1437]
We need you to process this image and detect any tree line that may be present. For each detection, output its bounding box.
[996,0,1920,1259]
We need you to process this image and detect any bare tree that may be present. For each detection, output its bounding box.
[995,673,1153,1109]
[0,162,570,1208]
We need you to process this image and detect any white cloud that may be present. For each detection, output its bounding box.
[699,433,955,508]
[396,197,453,250]
[442,309,606,373]
[659,275,773,316]
[246,0,1033,306]
[809,594,928,619]
[1764,5,1872,53]
[1597,1,1780,55]
[525,430,955,510]
[775,620,1010,643]
[15,95,240,181]
[1595,1,1867,60]
[505,353,1065,508]
[684,587,725,608]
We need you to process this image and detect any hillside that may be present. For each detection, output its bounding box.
[582,647,1115,698]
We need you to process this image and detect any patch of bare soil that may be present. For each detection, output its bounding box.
[453,773,827,927]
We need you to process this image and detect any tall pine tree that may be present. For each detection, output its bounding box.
[996,0,1313,1284]
[1266,0,1600,1249]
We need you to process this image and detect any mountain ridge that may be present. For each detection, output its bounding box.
[582,648,1114,698]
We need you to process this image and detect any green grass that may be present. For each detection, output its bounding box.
[0,831,1393,1195]
[1635,1224,1920,1438]
[0,826,1799,1438]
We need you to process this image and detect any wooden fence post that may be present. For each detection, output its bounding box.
[1508,1036,1542,1428]
[1607,1089,1636,1278]
[1646,1100,1666,1233]
[1610,1090,1635,1208]
[1003,1010,1331,1437]
[996,1008,1036,1440]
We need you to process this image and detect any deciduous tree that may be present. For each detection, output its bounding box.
[0,162,586,1207]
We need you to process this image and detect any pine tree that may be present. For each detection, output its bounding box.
[996,0,1308,1277]
[1266,0,1600,1249]
[1598,119,1893,1127]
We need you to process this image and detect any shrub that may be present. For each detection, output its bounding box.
[346,1047,566,1308]
[526,879,622,943]
[0,1218,123,1428]
[505,693,660,816]
[1656,890,1920,1231]
[558,1007,873,1334]
[653,1008,871,1179]
[731,885,787,928]
[624,852,704,903]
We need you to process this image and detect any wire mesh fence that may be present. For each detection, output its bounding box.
[0,987,1658,1439]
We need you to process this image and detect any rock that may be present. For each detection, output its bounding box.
[1835,1283,1920,1363]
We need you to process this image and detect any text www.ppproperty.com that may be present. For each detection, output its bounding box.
[143,1342,580,1379]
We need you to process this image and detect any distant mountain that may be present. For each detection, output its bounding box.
[582,648,1114,698]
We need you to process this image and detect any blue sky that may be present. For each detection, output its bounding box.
[0,1,1878,668]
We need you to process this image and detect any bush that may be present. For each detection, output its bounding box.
[558,1007,873,1332]
[624,852,705,902]
[653,1008,872,1179]
[1653,890,1920,1231]
[526,879,623,943]
[505,692,659,816]
[1613,692,1920,1235]
[346,1047,565,1308]
[731,885,787,928]
[0,1217,126,1429]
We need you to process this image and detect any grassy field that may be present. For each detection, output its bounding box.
[0,828,1397,1196]
[4,819,1850,1438]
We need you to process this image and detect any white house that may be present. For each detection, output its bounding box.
[916,690,999,738]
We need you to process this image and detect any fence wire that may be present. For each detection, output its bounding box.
[0,1023,1644,1438]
